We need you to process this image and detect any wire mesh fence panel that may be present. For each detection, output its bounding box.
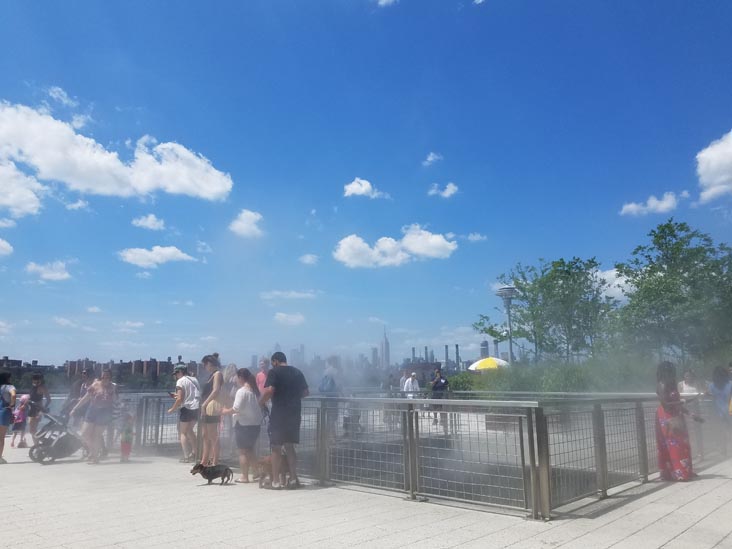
[643,402,659,475]
[327,401,406,491]
[603,406,641,487]
[546,410,597,507]
[415,410,527,509]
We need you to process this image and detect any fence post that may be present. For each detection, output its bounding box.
[534,407,552,520]
[405,403,418,500]
[401,403,411,495]
[134,397,144,451]
[635,401,649,483]
[592,403,608,498]
[526,409,539,519]
[316,401,330,485]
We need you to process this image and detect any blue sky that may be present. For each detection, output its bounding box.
[1,1,731,365]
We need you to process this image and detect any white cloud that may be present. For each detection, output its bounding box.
[368,316,385,324]
[229,209,264,238]
[132,213,165,231]
[0,102,233,219]
[118,245,196,268]
[377,0,397,5]
[260,290,317,300]
[0,159,45,218]
[400,224,458,259]
[467,233,487,242]
[115,320,144,333]
[333,224,457,268]
[0,238,12,256]
[696,130,732,203]
[274,312,305,326]
[135,271,152,279]
[70,114,92,129]
[474,0,486,4]
[343,177,389,199]
[177,342,198,351]
[26,260,71,281]
[620,192,680,216]
[47,86,78,108]
[196,240,213,254]
[53,316,77,328]
[87,306,102,313]
[599,268,629,301]
[171,300,194,306]
[66,199,89,211]
[200,335,218,342]
[422,152,443,167]
[0,320,11,335]
[0,218,16,228]
[428,182,458,198]
[299,253,318,265]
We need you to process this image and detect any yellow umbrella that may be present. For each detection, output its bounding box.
[468,357,509,371]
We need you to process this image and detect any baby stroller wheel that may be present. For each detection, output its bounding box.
[29,446,44,463]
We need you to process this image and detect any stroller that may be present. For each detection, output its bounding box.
[29,411,84,464]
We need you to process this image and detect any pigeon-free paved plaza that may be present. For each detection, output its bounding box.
[4,449,732,548]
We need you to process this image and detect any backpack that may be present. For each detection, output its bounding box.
[319,375,336,395]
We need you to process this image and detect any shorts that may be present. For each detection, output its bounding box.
[269,414,301,446]
[179,407,199,423]
[28,403,43,418]
[235,424,260,451]
[0,408,12,427]
[12,420,26,432]
[85,406,113,426]
[203,415,220,425]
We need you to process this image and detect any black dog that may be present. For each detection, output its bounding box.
[190,463,233,485]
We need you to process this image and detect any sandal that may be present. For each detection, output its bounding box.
[235,478,249,484]
[285,479,302,490]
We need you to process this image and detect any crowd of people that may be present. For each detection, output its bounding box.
[2,358,732,488]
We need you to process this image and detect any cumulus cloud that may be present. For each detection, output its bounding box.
[343,177,389,199]
[422,152,443,167]
[87,306,102,313]
[376,0,397,5]
[0,218,16,228]
[696,130,732,203]
[118,246,196,268]
[467,233,487,242]
[66,199,89,211]
[274,312,305,326]
[47,86,78,108]
[0,159,45,218]
[0,320,10,335]
[0,102,233,219]
[54,316,77,328]
[620,192,681,216]
[229,209,264,238]
[132,213,165,231]
[333,224,457,268]
[299,253,318,265]
[0,238,12,256]
[599,268,629,301]
[171,300,194,306]
[428,182,458,198]
[135,271,152,279]
[71,114,92,130]
[260,290,317,300]
[26,260,71,281]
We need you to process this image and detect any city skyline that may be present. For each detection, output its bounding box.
[1,2,731,364]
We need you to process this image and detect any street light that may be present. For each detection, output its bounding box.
[495,285,519,363]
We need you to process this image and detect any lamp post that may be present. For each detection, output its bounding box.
[495,285,519,363]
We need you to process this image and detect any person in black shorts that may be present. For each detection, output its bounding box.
[259,352,309,489]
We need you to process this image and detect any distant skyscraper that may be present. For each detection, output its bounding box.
[480,340,489,358]
[371,347,379,369]
[250,355,258,369]
[382,328,390,369]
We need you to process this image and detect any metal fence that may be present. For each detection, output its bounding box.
[133,392,727,520]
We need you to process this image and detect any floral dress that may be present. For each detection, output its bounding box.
[656,384,693,481]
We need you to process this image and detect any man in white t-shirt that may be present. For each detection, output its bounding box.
[167,364,201,462]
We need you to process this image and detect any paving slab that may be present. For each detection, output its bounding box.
[3,442,732,548]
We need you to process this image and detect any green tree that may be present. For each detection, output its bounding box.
[616,219,732,364]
